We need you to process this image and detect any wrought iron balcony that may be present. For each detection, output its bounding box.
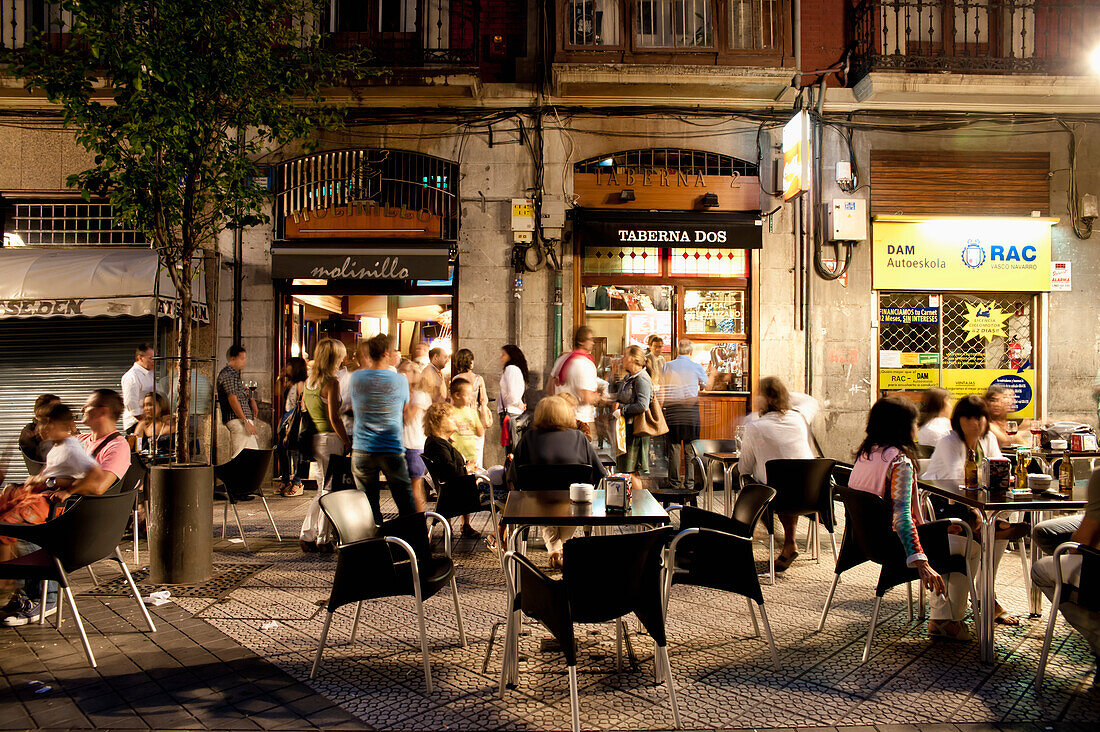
[851,0,1099,79]
[320,0,479,68]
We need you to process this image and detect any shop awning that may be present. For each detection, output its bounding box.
[0,247,208,321]
[271,243,452,281]
[571,209,763,249]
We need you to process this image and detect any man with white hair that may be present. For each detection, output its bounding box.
[662,339,707,492]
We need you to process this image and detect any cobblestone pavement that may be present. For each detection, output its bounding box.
[1,484,1097,731]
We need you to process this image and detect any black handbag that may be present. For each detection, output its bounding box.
[279,394,317,458]
[324,454,357,492]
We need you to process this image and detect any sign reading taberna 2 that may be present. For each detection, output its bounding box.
[872,216,1054,292]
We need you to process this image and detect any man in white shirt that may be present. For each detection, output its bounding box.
[548,326,599,438]
[121,344,156,432]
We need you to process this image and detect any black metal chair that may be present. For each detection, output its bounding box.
[917,444,935,459]
[817,486,977,663]
[0,491,156,668]
[311,490,466,690]
[690,438,739,513]
[514,463,600,491]
[663,482,780,669]
[761,458,837,583]
[213,448,278,550]
[1035,542,1100,685]
[501,527,680,732]
[20,447,46,477]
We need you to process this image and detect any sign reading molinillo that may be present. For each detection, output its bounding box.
[270,247,450,281]
[872,216,1055,292]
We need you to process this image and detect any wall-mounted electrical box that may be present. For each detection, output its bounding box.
[827,198,868,241]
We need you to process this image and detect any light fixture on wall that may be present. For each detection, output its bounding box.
[619,189,635,202]
[700,192,719,207]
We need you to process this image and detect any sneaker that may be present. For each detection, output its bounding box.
[3,600,57,627]
[0,591,30,623]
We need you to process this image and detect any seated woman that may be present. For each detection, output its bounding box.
[916,387,954,450]
[423,402,506,540]
[850,397,971,640]
[507,395,607,568]
[984,384,1031,448]
[923,394,1023,625]
[738,376,815,572]
[133,391,174,455]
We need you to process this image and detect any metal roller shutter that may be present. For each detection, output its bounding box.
[0,317,159,483]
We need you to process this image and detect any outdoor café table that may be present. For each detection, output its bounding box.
[498,488,670,686]
[701,451,739,515]
[919,478,1088,663]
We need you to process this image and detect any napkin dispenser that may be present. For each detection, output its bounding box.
[601,474,631,511]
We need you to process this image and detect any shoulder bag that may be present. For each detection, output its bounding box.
[633,382,669,437]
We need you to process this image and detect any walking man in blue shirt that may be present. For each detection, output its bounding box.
[662,339,707,492]
[350,333,415,520]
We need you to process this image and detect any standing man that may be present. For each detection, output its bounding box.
[663,339,707,491]
[217,344,259,457]
[121,344,156,432]
[548,326,599,438]
[349,333,415,520]
[421,347,449,404]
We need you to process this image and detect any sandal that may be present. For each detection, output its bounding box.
[282,483,304,497]
[929,620,972,641]
[994,605,1021,626]
[774,550,799,572]
[548,552,563,570]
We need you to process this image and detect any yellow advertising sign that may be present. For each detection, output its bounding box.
[879,368,937,390]
[943,368,1035,419]
[782,112,809,201]
[961,303,1010,343]
[872,217,1054,292]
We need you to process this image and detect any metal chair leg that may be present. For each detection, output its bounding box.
[450,575,468,647]
[1035,581,1062,686]
[568,664,581,732]
[115,548,156,632]
[817,573,840,631]
[746,597,760,637]
[230,503,250,551]
[414,595,433,693]
[310,610,334,679]
[656,644,682,730]
[907,582,914,622]
[829,531,838,567]
[259,495,282,542]
[758,602,781,669]
[768,533,776,585]
[54,585,63,628]
[38,580,48,624]
[350,601,363,645]
[918,583,926,619]
[86,563,99,586]
[221,500,228,539]
[61,584,97,668]
[862,596,883,664]
[133,508,141,566]
[1016,540,1031,597]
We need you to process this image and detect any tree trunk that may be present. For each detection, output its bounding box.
[174,254,193,465]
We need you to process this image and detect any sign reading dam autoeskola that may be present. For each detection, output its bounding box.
[872,217,1054,292]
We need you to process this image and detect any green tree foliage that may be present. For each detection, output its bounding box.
[7,0,366,462]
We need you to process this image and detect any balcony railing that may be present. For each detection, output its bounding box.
[320,0,479,67]
[557,0,794,66]
[851,0,1100,79]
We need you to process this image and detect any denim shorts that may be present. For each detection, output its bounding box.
[405,448,427,479]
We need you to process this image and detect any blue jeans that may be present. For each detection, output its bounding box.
[17,540,57,604]
[351,450,416,521]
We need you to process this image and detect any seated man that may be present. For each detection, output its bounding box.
[1,390,130,627]
[1030,468,1100,662]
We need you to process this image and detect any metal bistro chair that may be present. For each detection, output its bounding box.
[0,491,156,668]
[311,490,466,691]
[1035,542,1100,686]
[761,458,836,584]
[501,527,680,732]
[663,482,781,669]
[818,486,978,663]
[20,447,46,477]
[214,448,279,550]
[690,439,739,514]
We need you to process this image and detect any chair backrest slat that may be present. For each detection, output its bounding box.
[32,491,140,571]
[516,464,595,491]
[319,490,380,545]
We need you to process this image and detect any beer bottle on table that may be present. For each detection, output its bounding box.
[964,449,979,490]
[1058,449,1074,495]
[1015,448,1030,491]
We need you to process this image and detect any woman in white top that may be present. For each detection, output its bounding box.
[738,376,815,571]
[499,345,528,449]
[398,360,431,511]
[916,387,954,449]
[923,394,1023,625]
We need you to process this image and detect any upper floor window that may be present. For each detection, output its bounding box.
[635,0,713,49]
[567,0,622,47]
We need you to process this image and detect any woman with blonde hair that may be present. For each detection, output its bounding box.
[398,359,431,511]
[298,337,350,553]
[611,344,653,474]
[508,395,607,567]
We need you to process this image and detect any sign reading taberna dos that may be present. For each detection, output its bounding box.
[872,216,1054,292]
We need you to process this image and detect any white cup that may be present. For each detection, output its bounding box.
[569,482,595,503]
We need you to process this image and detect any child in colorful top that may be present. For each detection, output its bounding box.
[449,380,484,465]
[850,397,976,642]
